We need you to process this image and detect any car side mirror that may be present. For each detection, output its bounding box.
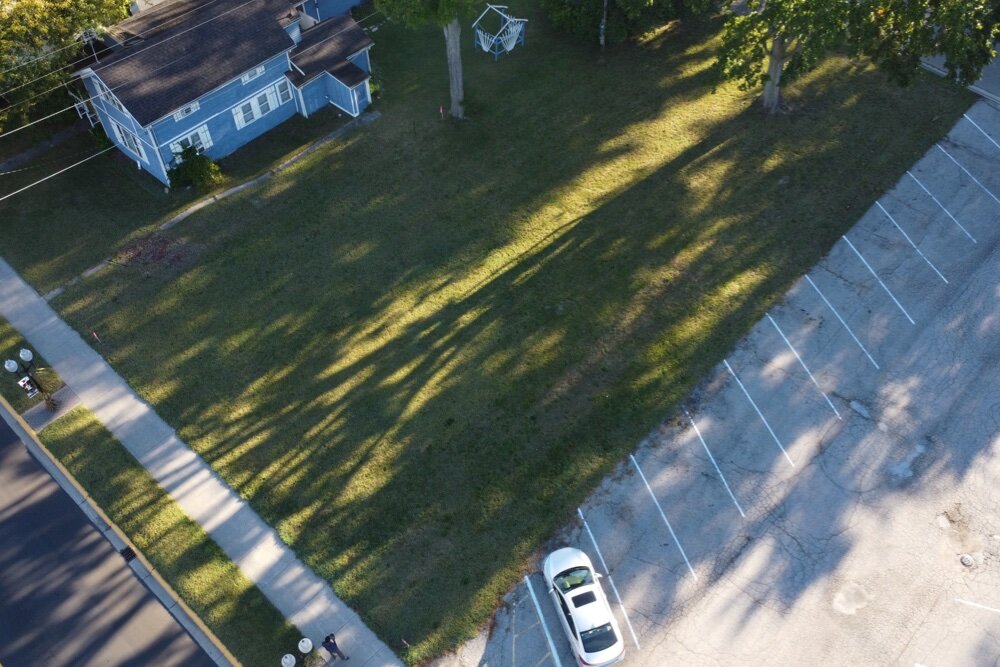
[596,573,603,579]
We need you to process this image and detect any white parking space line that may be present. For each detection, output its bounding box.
[842,235,916,325]
[577,508,642,649]
[723,359,795,467]
[936,143,1000,208]
[906,171,977,244]
[629,454,698,579]
[765,314,842,420]
[963,113,1000,153]
[525,576,564,667]
[805,275,879,369]
[683,408,748,516]
[875,201,949,284]
[512,600,517,666]
[955,598,1000,615]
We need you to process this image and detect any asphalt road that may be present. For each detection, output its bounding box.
[440,99,1000,666]
[0,418,215,667]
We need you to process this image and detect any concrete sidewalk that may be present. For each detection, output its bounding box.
[0,258,401,667]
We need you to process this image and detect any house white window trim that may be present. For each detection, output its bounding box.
[230,81,292,130]
[109,119,146,161]
[172,101,200,122]
[167,124,213,159]
[240,65,266,85]
[93,77,126,114]
[277,79,293,105]
[351,82,369,116]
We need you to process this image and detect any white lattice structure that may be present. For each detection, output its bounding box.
[472,4,527,61]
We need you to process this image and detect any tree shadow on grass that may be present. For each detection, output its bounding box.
[47,13,978,663]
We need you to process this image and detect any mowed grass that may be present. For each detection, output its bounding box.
[40,407,302,667]
[0,129,194,294]
[2,7,974,663]
[0,109,352,294]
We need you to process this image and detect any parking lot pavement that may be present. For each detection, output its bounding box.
[434,98,1000,667]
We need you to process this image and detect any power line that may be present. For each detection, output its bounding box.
[0,145,115,176]
[0,146,114,202]
[0,0,268,115]
[0,0,234,100]
[0,9,382,143]
[0,41,91,78]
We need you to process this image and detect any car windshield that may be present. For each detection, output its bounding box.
[581,623,618,654]
[553,566,593,592]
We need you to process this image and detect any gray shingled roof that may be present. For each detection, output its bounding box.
[290,15,372,86]
[94,0,296,126]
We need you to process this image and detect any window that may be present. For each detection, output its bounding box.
[277,80,292,105]
[93,78,126,113]
[553,567,593,593]
[169,125,213,158]
[256,91,271,116]
[580,624,618,654]
[231,83,288,130]
[553,590,577,637]
[237,100,256,127]
[109,119,146,161]
[240,65,266,84]
[172,101,200,122]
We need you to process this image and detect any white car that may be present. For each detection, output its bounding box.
[542,547,626,667]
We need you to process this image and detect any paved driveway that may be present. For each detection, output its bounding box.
[0,420,214,667]
[439,99,1000,666]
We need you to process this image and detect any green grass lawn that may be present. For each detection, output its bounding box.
[0,130,193,294]
[40,407,302,667]
[0,108,352,294]
[0,109,77,163]
[0,316,61,412]
[0,6,975,663]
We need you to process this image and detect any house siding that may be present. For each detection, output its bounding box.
[81,10,373,187]
[300,76,331,116]
[82,74,170,184]
[347,48,370,73]
[324,73,357,115]
[315,0,360,20]
[140,52,302,179]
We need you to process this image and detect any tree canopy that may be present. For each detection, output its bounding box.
[0,0,129,129]
[541,0,710,47]
[714,0,1000,113]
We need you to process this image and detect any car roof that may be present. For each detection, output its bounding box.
[566,583,612,632]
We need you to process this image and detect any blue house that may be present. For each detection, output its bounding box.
[76,0,374,185]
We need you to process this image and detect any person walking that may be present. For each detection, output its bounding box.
[322,633,349,661]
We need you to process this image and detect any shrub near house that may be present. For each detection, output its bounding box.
[76,0,375,186]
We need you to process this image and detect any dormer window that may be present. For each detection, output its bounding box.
[241,65,266,84]
[173,101,200,122]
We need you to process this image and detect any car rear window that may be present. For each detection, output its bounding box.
[572,591,597,607]
[581,623,618,654]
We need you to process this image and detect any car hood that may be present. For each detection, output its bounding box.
[543,547,591,582]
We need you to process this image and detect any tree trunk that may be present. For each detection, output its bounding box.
[599,0,607,49]
[443,17,464,119]
[762,34,786,113]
